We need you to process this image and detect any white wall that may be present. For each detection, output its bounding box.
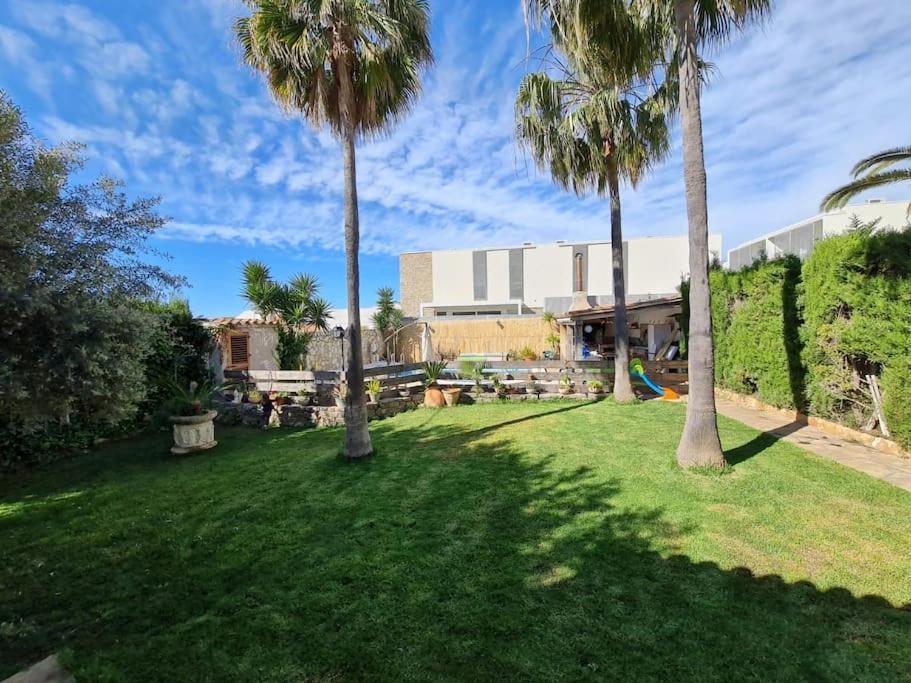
[431,250,474,305]
[523,244,573,308]
[587,242,614,295]
[425,234,719,311]
[822,201,910,236]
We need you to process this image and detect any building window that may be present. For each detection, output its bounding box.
[228,333,249,370]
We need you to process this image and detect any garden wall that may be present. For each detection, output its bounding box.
[305,329,384,370]
[692,225,911,449]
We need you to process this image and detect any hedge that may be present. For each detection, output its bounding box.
[684,224,911,449]
[802,226,911,448]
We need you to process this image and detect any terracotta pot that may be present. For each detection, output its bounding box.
[168,410,218,455]
[442,387,461,406]
[424,385,445,408]
[558,386,572,395]
[273,396,287,406]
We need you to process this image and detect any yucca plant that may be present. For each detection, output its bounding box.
[421,360,448,387]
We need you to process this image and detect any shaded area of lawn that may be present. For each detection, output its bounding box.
[1,400,910,681]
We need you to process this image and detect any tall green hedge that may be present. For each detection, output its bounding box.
[802,226,911,447]
[709,256,805,410]
[684,224,911,449]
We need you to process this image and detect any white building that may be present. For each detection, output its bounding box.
[726,200,910,271]
[399,234,722,318]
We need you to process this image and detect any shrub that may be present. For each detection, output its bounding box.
[680,222,911,447]
[708,256,805,410]
[802,224,911,446]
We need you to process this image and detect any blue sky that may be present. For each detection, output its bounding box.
[1,0,909,317]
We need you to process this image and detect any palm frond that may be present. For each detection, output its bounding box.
[850,146,911,178]
[821,169,911,212]
[236,0,432,141]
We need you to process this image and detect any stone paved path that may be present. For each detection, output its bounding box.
[715,397,911,493]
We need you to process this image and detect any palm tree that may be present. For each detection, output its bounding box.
[664,0,770,468]
[372,286,403,360]
[235,0,432,459]
[518,2,670,402]
[822,146,911,211]
[242,261,332,370]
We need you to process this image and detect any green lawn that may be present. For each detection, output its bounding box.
[2,400,910,681]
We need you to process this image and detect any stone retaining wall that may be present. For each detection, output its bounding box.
[215,393,424,429]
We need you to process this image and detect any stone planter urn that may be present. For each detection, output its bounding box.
[169,410,218,454]
[442,387,461,406]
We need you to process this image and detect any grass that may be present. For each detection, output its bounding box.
[2,399,910,681]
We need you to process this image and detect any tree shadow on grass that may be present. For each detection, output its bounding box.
[724,420,808,466]
[1,410,909,680]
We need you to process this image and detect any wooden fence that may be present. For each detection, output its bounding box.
[227,360,687,397]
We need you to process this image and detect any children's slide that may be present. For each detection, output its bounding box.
[629,359,680,401]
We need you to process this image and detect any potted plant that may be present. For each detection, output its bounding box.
[558,374,573,395]
[525,373,539,395]
[333,382,347,409]
[460,360,485,397]
[492,376,507,398]
[291,392,311,406]
[273,391,289,407]
[587,379,605,397]
[422,360,447,408]
[247,389,261,404]
[519,345,536,361]
[166,379,222,455]
[442,385,461,406]
[366,378,381,404]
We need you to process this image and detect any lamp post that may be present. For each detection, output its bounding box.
[332,326,346,374]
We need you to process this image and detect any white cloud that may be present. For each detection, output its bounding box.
[10,1,119,43]
[23,0,911,263]
[0,25,52,99]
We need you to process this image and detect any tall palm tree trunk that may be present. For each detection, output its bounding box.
[339,51,373,460]
[607,155,634,402]
[673,0,724,468]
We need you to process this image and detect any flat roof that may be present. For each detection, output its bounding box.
[727,200,910,253]
[567,295,683,320]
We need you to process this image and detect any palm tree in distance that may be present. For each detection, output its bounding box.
[822,146,911,212]
[235,0,433,459]
[515,26,671,402]
[242,261,332,371]
[522,0,770,467]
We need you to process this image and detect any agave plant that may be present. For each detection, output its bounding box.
[165,377,230,417]
[421,360,448,387]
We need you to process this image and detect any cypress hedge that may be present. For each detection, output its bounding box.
[683,223,911,449]
[802,225,911,448]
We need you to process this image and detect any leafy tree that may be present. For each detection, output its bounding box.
[138,299,214,415]
[241,261,331,370]
[236,0,433,459]
[822,146,911,213]
[0,92,179,467]
[372,286,403,360]
[518,1,670,401]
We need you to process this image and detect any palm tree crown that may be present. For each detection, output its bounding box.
[235,0,433,139]
[242,260,332,370]
[822,146,911,212]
